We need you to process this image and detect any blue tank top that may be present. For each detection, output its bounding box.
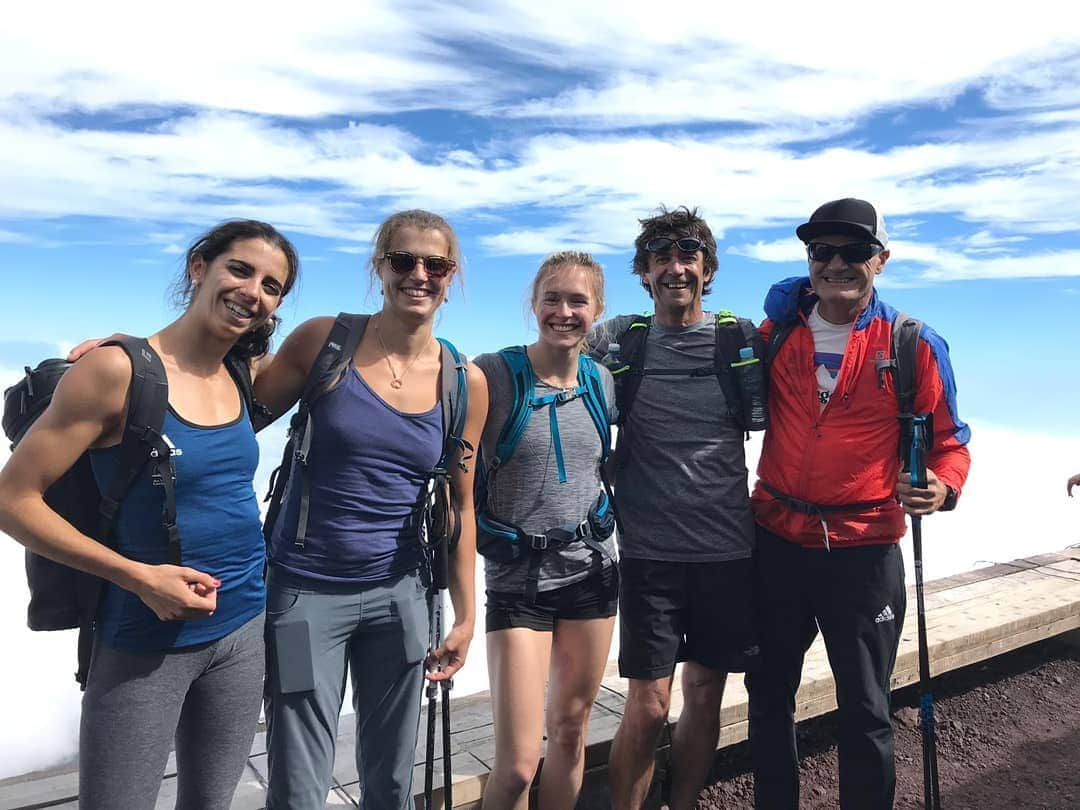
[90,401,264,651]
[268,366,444,583]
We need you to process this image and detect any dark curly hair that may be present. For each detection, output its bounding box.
[632,205,718,299]
[171,220,300,360]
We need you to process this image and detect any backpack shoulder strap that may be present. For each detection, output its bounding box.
[891,311,922,417]
[577,353,612,463]
[612,315,651,423]
[492,346,536,467]
[713,311,764,419]
[273,313,370,551]
[302,313,369,407]
[223,352,267,425]
[766,318,798,366]
[436,336,470,470]
[98,337,179,562]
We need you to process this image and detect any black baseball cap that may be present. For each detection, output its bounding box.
[796,198,889,247]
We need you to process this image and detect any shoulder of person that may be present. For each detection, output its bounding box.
[50,344,132,422]
[588,314,638,352]
[276,315,339,367]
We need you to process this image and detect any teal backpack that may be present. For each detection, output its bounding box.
[475,347,615,601]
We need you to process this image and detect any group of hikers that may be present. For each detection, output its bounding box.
[0,197,971,810]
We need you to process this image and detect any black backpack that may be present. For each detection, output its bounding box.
[261,313,472,589]
[2,337,257,687]
[601,310,768,432]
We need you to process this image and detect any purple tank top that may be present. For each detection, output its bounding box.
[268,366,443,583]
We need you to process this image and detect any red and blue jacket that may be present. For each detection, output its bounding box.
[752,276,971,549]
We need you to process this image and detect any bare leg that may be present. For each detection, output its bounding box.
[668,662,727,810]
[609,675,673,810]
[481,628,553,810]
[538,615,616,809]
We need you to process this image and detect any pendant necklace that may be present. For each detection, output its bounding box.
[374,318,430,389]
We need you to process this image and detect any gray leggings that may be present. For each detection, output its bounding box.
[79,613,265,810]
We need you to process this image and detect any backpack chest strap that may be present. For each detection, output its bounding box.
[529,384,588,484]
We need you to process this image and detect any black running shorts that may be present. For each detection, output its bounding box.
[485,563,619,633]
[618,556,760,680]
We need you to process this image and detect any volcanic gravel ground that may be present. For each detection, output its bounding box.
[579,633,1080,808]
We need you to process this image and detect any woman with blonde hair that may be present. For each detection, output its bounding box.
[474,251,618,809]
[254,209,486,810]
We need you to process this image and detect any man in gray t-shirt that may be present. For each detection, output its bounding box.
[588,206,760,810]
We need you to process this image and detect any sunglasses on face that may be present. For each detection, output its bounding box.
[644,236,706,254]
[806,242,882,264]
[382,251,456,278]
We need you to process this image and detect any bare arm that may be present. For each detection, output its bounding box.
[427,361,488,682]
[250,316,336,426]
[0,348,221,620]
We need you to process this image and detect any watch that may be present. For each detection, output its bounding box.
[940,485,958,512]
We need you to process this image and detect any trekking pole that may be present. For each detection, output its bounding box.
[906,414,942,809]
[424,536,454,810]
[424,585,440,810]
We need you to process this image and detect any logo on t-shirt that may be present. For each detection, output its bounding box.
[814,351,842,405]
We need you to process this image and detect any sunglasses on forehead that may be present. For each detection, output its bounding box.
[806,242,883,264]
[381,251,456,278]
[644,236,706,254]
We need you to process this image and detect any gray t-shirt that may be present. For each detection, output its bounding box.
[475,350,618,594]
[588,314,754,562]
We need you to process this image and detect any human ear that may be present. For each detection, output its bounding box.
[188,255,206,287]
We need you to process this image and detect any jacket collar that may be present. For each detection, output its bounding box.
[763,275,884,331]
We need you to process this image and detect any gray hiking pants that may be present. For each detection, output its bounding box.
[79,612,265,810]
[263,567,430,810]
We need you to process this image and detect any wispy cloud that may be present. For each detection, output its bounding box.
[0,3,1078,280]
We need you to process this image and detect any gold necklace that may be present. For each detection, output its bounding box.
[374,319,431,389]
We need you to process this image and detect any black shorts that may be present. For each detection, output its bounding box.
[618,556,760,680]
[485,564,619,633]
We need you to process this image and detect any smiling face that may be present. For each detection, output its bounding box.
[808,234,890,324]
[643,235,712,322]
[187,237,290,338]
[377,225,455,323]
[533,263,602,352]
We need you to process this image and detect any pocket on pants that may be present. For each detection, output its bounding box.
[269,618,316,694]
[396,574,431,665]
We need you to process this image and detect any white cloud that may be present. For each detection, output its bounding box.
[727,239,806,263]
[0,3,1077,281]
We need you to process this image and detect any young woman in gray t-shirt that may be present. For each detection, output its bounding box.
[474,251,617,810]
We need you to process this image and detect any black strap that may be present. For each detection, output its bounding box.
[224,352,269,426]
[714,315,764,421]
[892,312,922,418]
[77,338,172,689]
[612,315,651,424]
[267,314,369,549]
[765,319,798,366]
[96,338,175,557]
[759,480,894,516]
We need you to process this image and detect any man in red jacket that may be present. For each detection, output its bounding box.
[746,198,971,809]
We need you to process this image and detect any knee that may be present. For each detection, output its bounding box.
[497,757,540,795]
[682,671,725,715]
[546,710,590,758]
[625,688,671,737]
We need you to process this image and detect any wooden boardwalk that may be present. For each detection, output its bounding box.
[2,547,1078,809]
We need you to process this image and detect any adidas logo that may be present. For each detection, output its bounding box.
[874,605,895,624]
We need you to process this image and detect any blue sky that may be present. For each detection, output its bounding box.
[3,4,1080,433]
